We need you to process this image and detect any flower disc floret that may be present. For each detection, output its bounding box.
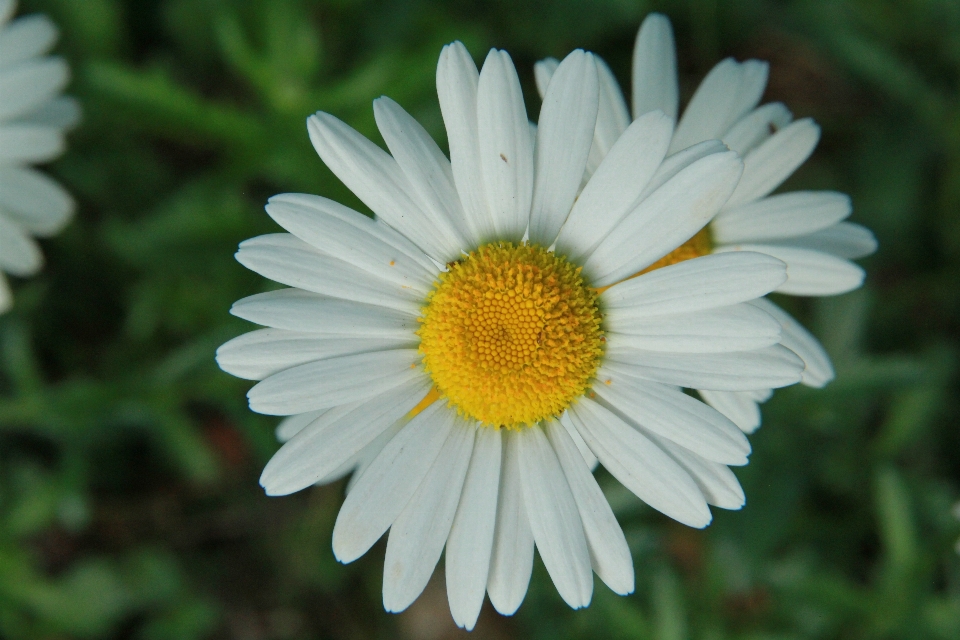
[418,242,604,428]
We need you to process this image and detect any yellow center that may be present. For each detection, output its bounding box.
[417,243,604,429]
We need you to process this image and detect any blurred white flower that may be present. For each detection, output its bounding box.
[535,13,878,433]
[0,0,79,313]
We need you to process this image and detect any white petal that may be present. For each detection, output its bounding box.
[0,14,57,65]
[446,427,502,631]
[527,117,538,156]
[528,50,599,247]
[559,411,597,469]
[0,271,11,314]
[0,0,13,27]
[555,111,673,264]
[584,150,743,287]
[0,124,64,163]
[246,349,423,415]
[712,191,852,244]
[638,139,727,202]
[0,166,73,235]
[275,410,326,443]
[217,328,417,381]
[0,57,68,120]
[632,13,678,121]
[477,49,534,242]
[593,372,750,465]
[15,95,80,129]
[343,417,407,493]
[671,58,768,153]
[518,426,593,609]
[383,421,475,613]
[537,55,631,179]
[697,390,762,434]
[714,243,864,296]
[775,221,878,260]
[533,57,559,98]
[722,102,793,155]
[487,429,535,615]
[306,112,461,262]
[545,420,633,595]
[749,298,834,387]
[600,252,787,318]
[569,398,711,528]
[332,401,455,563]
[373,96,477,249]
[273,401,385,483]
[603,345,804,391]
[437,42,493,243]
[605,302,782,354]
[315,456,361,486]
[587,57,632,176]
[265,192,437,291]
[235,234,422,314]
[652,436,745,509]
[0,213,42,276]
[724,118,820,209]
[230,289,418,337]
[260,378,429,495]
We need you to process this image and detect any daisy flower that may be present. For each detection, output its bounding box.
[535,13,878,433]
[0,0,80,313]
[217,44,805,628]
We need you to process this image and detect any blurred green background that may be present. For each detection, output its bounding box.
[1,0,958,638]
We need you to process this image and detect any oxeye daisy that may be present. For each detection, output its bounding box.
[217,43,804,628]
[535,13,877,433]
[0,0,79,313]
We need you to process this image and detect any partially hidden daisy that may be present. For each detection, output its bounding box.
[535,13,878,433]
[217,44,805,628]
[0,0,80,313]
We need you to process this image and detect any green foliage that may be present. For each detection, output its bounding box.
[2,0,958,637]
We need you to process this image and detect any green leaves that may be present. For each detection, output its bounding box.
[0,547,215,639]
[86,61,266,150]
[214,0,322,114]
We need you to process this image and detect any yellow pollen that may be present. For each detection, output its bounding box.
[594,227,713,294]
[417,242,604,429]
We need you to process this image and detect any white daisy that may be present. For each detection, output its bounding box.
[217,43,805,628]
[0,0,79,314]
[535,13,878,433]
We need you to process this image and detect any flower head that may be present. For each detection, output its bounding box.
[218,42,803,628]
[535,13,877,433]
[0,0,79,313]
